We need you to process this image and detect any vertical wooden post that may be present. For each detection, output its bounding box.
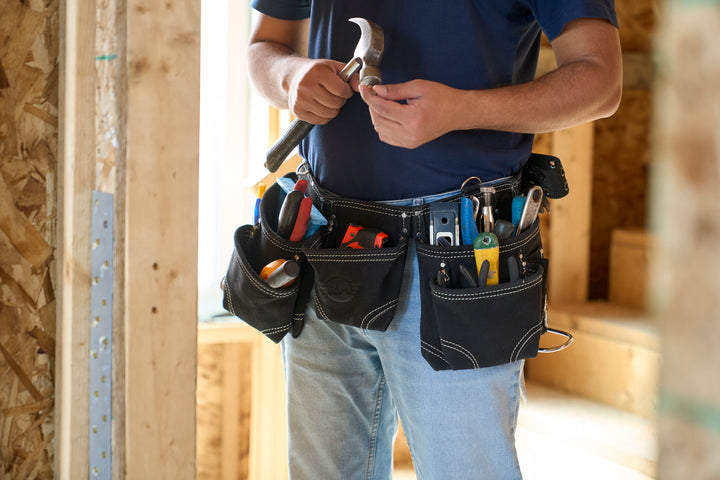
[58,0,200,477]
[547,124,595,303]
[124,0,200,478]
[652,2,720,478]
[57,0,97,477]
[533,124,595,304]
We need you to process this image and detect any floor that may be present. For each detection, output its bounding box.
[393,382,658,480]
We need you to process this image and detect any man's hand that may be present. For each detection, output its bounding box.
[359,18,621,149]
[289,59,355,125]
[359,80,463,149]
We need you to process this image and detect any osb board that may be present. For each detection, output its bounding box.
[197,343,252,480]
[0,0,59,478]
[615,0,660,53]
[589,88,652,299]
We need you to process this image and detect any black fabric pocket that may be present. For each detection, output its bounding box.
[221,181,317,343]
[302,234,408,331]
[429,264,544,369]
[222,225,302,342]
[416,221,546,370]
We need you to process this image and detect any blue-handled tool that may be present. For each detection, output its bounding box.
[460,197,480,245]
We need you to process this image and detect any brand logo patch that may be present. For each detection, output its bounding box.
[320,275,361,303]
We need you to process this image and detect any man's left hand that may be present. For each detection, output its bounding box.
[359,80,463,149]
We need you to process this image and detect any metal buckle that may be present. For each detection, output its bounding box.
[538,327,574,353]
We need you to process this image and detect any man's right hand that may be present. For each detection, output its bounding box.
[288,59,355,125]
[248,14,356,126]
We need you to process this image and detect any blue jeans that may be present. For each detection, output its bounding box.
[282,187,524,480]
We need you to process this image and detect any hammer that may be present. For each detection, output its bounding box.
[264,17,384,173]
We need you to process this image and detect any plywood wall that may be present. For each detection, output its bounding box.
[0,0,59,477]
[588,0,659,299]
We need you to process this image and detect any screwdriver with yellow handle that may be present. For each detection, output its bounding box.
[473,232,499,286]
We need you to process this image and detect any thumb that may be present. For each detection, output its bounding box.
[372,81,421,101]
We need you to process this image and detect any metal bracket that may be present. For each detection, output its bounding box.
[90,191,113,478]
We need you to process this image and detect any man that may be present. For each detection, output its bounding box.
[248,2,621,479]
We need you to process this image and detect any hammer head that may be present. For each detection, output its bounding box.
[349,18,384,86]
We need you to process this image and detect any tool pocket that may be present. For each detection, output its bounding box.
[221,182,318,343]
[416,221,547,370]
[301,201,409,331]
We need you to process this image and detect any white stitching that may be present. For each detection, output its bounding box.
[422,340,445,357]
[431,275,542,301]
[511,323,544,361]
[261,323,293,335]
[313,293,330,320]
[261,224,303,254]
[421,341,451,366]
[223,279,237,317]
[440,339,479,369]
[361,299,398,330]
[304,250,404,260]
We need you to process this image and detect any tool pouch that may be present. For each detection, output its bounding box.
[416,220,548,371]
[301,200,409,331]
[221,180,319,343]
[521,153,569,199]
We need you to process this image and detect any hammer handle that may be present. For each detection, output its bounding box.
[264,59,363,173]
[265,119,314,173]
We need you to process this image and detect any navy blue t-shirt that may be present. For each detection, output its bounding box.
[251,0,617,200]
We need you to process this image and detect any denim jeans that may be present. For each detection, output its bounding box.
[282,187,525,480]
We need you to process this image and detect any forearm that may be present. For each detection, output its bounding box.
[456,57,622,134]
[247,41,306,109]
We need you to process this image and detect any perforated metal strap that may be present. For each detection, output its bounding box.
[90,191,113,478]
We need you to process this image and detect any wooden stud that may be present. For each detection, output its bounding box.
[56,0,97,477]
[123,0,200,477]
[547,124,595,303]
[249,338,288,480]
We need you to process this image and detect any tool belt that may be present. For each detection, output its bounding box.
[222,154,570,371]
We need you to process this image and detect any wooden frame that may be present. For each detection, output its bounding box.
[198,323,288,480]
[57,0,200,477]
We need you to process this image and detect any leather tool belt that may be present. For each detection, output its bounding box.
[222,153,571,371]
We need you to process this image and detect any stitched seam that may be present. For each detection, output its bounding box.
[431,275,542,301]
[421,340,445,357]
[260,323,292,335]
[260,224,302,254]
[235,253,297,298]
[361,299,398,330]
[304,251,404,261]
[421,343,451,366]
[440,339,479,369]
[511,323,544,361]
[414,228,539,258]
[499,228,540,253]
[333,200,410,217]
[365,375,387,480]
[223,279,237,317]
[313,293,330,320]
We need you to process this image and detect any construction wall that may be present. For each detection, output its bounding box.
[0,0,58,478]
[589,0,658,299]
